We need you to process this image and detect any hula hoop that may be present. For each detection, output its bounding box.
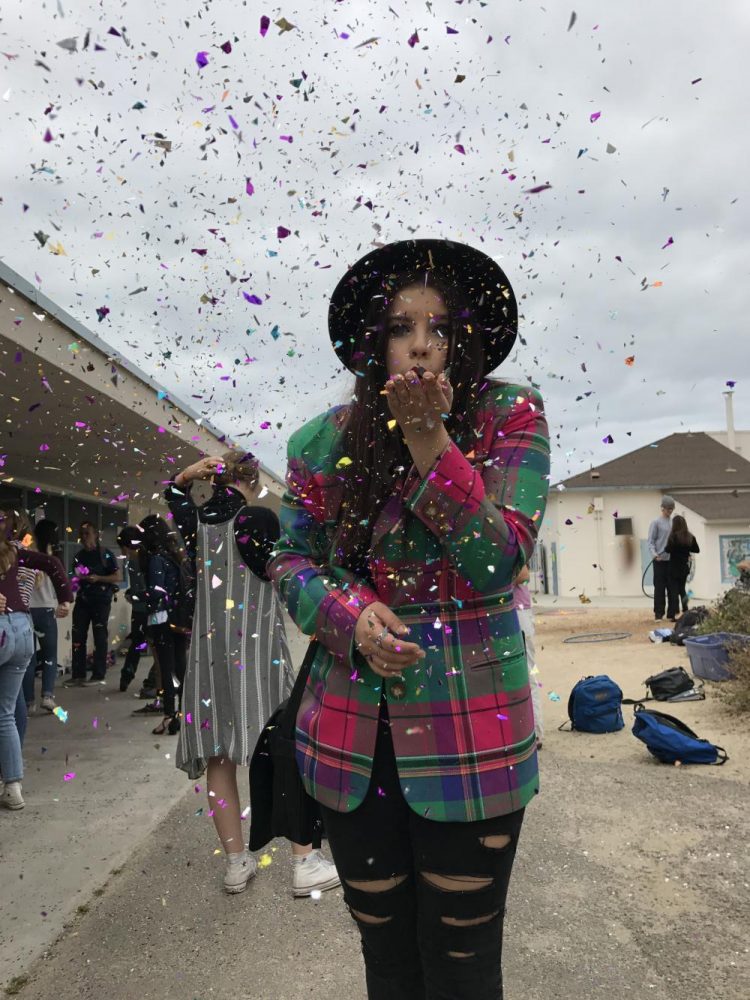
[562,632,632,644]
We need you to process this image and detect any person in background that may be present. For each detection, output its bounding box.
[0,507,73,811]
[665,514,700,621]
[167,453,339,898]
[647,496,675,621]
[23,519,68,714]
[513,564,543,749]
[129,515,190,736]
[66,521,121,687]
[117,525,159,700]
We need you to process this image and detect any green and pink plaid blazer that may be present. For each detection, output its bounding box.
[269,380,550,823]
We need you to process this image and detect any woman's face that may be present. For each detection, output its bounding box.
[384,283,450,379]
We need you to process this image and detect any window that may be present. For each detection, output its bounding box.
[614,517,633,536]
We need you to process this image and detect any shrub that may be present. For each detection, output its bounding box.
[695,588,750,713]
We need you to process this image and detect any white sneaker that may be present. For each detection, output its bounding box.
[1,781,25,810]
[41,695,57,712]
[223,853,258,894]
[291,849,341,898]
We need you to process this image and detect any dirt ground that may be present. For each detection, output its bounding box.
[533,606,750,767]
[7,606,750,1000]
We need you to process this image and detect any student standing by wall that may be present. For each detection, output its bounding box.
[647,496,675,621]
[24,519,68,713]
[270,240,550,999]
[665,514,700,620]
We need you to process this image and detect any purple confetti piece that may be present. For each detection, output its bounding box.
[221,40,232,54]
[454,144,466,155]
[277,225,291,239]
[407,30,419,47]
[590,111,601,122]
[260,15,270,37]
[196,51,209,69]
[245,178,254,195]
[228,114,239,129]
[661,236,674,249]
[242,292,263,304]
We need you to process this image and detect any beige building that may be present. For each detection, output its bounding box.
[540,417,750,601]
[0,261,285,664]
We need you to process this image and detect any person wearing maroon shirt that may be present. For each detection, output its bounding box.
[0,507,73,811]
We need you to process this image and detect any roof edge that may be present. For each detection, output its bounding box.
[0,258,283,486]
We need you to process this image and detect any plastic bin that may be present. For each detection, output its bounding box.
[684,633,749,681]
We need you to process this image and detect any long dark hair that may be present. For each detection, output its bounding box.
[333,269,492,571]
[137,514,185,573]
[34,519,60,557]
[668,514,693,548]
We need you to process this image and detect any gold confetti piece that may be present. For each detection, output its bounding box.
[226,599,235,610]
[387,419,397,431]
[336,456,352,468]
[258,853,273,868]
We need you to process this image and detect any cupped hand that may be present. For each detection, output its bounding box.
[383,369,453,436]
[354,601,425,679]
[55,602,70,619]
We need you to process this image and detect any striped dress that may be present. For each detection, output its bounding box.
[169,487,295,780]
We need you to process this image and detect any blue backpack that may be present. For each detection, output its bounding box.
[631,705,728,765]
[559,675,625,734]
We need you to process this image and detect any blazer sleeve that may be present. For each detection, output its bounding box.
[268,419,381,660]
[164,481,199,559]
[401,384,551,592]
[691,538,700,554]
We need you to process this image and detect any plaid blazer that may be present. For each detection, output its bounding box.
[269,380,550,823]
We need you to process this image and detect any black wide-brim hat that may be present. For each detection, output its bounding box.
[328,239,518,375]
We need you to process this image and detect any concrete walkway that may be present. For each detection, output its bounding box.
[0,656,186,988]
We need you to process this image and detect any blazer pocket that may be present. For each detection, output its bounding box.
[457,611,525,671]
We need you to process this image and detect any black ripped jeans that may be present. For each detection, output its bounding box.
[319,704,525,1000]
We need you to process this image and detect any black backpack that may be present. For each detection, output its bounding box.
[667,607,709,646]
[624,666,704,705]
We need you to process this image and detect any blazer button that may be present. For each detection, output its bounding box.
[390,680,407,700]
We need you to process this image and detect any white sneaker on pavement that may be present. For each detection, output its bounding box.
[291,849,341,898]
[1,781,25,810]
[41,695,57,712]
[223,852,258,894]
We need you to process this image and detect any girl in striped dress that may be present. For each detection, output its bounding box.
[166,452,339,897]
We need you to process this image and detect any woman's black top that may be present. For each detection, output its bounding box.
[163,482,279,581]
[665,535,700,573]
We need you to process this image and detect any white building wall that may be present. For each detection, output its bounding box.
[539,489,737,601]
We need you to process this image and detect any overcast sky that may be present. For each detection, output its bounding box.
[1,0,748,484]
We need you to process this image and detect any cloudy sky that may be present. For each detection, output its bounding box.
[1,0,747,483]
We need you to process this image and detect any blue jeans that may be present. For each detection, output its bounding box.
[15,689,27,746]
[0,612,34,783]
[23,606,58,702]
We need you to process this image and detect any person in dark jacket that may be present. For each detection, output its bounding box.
[67,522,121,685]
[117,525,159,698]
[130,516,191,736]
[665,514,700,620]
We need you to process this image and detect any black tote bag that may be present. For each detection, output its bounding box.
[248,640,323,852]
